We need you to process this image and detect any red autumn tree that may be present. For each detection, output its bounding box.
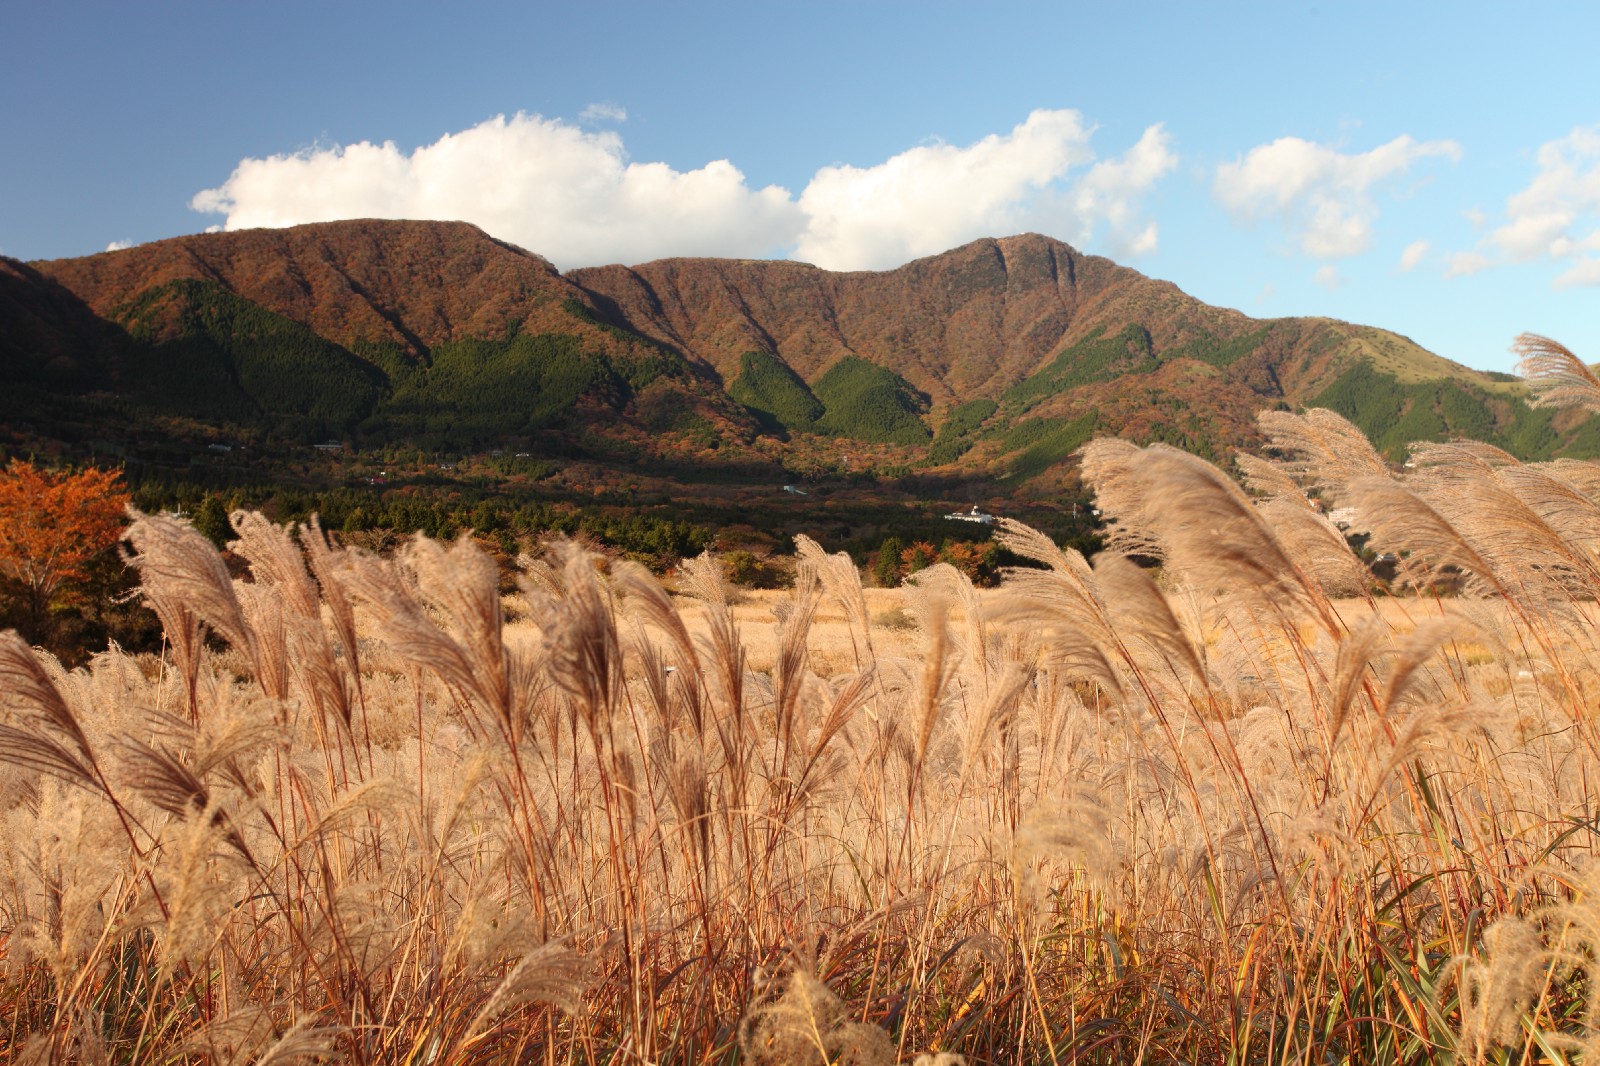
[0,460,129,637]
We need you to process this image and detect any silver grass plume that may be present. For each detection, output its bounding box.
[124,509,254,657]
[1514,332,1600,412]
[0,633,104,795]
[1080,438,1340,634]
[674,550,745,725]
[992,519,1127,702]
[460,939,595,1045]
[299,516,363,688]
[1256,407,1394,501]
[739,966,895,1066]
[612,558,706,732]
[795,535,878,671]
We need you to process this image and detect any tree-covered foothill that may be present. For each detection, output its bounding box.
[1003,324,1156,411]
[1310,362,1600,460]
[728,350,824,433]
[811,355,931,444]
[926,398,998,465]
[115,279,386,440]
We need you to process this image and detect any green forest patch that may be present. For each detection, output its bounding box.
[115,279,385,440]
[728,350,823,433]
[811,355,931,444]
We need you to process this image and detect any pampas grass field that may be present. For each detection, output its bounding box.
[9,340,1600,1063]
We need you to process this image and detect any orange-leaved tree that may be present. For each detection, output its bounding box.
[0,459,129,639]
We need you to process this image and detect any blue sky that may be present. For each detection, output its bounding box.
[5,1,1599,373]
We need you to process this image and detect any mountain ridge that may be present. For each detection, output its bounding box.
[5,219,1593,480]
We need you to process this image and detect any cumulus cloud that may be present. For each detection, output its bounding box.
[1314,264,1342,289]
[1213,134,1462,258]
[191,113,805,268]
[191,109,1175,271]
[105,239,134,252]
[1398,239,1430,271]
[1483,126,1600,286]
[795,112,1173,269]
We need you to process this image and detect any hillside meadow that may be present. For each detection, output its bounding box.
[8,399,1600,1063]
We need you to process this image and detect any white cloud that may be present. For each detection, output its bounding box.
[1314,264,1342,289]
[1446,251,1491,277]
[1463,206,1487,230]
[1213,134,1462,258]
[795,112,1173,269]
[192,109,1176,272]
[192,113,805,269]
[579,102,627,123]
[1482,126,1600,286]
[1556,257,1600,289]
[105,239,133,252]
[1398,239,1429,271]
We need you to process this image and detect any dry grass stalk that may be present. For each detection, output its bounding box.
[10,400,1600,1061]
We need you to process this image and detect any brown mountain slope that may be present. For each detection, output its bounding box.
[574,234,1276,401]
[9,220,1583,475]
[30,219,593,356]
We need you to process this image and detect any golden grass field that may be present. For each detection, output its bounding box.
[10,401,1600,1064]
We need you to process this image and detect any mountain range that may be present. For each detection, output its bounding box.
[5,219,1595,488]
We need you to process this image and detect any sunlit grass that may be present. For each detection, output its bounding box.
[6,404,1600,1063]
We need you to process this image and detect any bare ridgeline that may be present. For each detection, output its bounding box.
[6,335,1600,1063]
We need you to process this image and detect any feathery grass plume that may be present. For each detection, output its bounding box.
[1405,442,1600,603]
[739,966,895,1066]
[0,633,104,794]
[1092,552,1205,682]
[958,661,1033,781]
[1514,332,1600,412]
[1255,407,1394,501]
[460,938,595,1046]
[795,534,877,671]
[1011,791,1116,905]
[673,550,745,723]
[229,511,320,621]
[1534,457,1600,502]
[989,531,1123,701]
[1378,618,1472,713]
[1327,616,1386,749]
[234,581,290,702]
[340,546,488,717]
[1441,915,1550,1060]
[4,782,118,982]
[1343,477,1510,599]
[1497,460,1600,563]
[152,806,241,971]
[249,1016,349,1066]
[1257,496,1370,598]
[1235,451,1315,507]
[183,1005,280,1066]
[299,516,362,682]
[612,558,705,731]
[230,511,356,726]
[901,564,960,777]
[124,508,256,664]
[1081,439,1340,634]
[408,533,516,724]
[768,564,821,774]
[119,735,253,864]
[531,539,624,744]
